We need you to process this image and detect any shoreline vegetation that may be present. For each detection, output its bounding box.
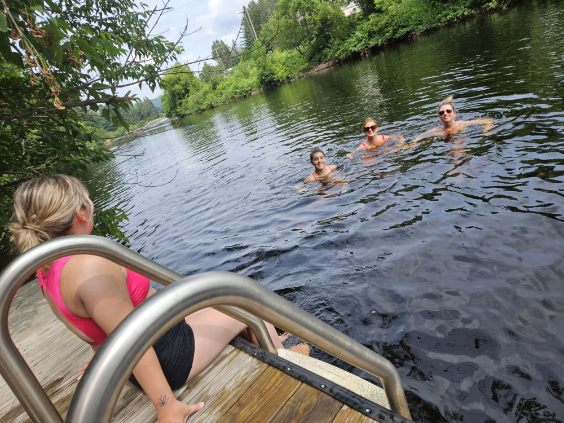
[161,0,522,118]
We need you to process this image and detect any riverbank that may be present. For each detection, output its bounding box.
[164,0,524,118]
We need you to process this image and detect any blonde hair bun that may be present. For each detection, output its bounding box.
[10,174,93,253]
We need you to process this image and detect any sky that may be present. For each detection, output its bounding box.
[130,0,251,99]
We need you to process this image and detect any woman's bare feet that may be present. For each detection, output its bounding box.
[288,343,310,356]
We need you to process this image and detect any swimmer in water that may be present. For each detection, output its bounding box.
[304,148,337,183]
[347,117,406,159]
[410,96,494,145]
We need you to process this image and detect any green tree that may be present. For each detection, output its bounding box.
[241,0,277,49]
[160,64,200,117]
[0,0,183,256]
[354,0,378,15]
[267,0,352,62]
[211,39,234,70]
[199,62,224,89]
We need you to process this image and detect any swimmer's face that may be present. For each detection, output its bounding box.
[438,105,456,124]
[363,121,378,136]
[311,152,326,170]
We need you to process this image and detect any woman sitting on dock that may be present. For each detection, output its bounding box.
[411,95,494,145]
[9,174,289,423]
[347,117,405,159]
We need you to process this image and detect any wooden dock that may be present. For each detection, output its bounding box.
[0,282,393,422]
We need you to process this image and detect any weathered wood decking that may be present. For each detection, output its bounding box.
[0,282,381,422]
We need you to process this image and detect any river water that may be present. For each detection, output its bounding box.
[90,2,563,421]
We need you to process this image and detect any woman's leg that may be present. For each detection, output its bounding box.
[185,308,282,379]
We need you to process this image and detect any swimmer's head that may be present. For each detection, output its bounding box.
[10,174,94,253]
[437,95,457,115]
[309,148,325,163]
[362,117,378,135]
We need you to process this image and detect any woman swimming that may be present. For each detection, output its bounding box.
[304,148,337,183]
[411,96,494,144]
[347,117,406,159]
[9,174,294,423]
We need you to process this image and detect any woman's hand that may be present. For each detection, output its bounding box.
[483,118,494,134]
[157,399,204,423]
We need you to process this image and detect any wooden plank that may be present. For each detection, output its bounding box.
[270,382,343,423]
[333,405,377,422]
[112,346,267,422]
[178,348,269,423]
[218,365,302,422]
[0,282,90,423]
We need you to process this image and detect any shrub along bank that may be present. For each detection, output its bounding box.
[162,0,522,117]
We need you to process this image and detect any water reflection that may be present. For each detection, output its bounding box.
[90,2,564,421]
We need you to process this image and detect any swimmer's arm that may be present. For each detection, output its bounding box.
[304,174,315,183]
[468,118,494,134]
[409,128,437,148]
[329,164,337,172]
[347,144,364,159]
[385,134,406,146]
[75,257,203,421]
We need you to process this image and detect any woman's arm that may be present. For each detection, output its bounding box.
[347,143,365,159]
[409,127,438,148]
[72,256,203,422]
[304,174,315,183]
[467,118,494,134]
[385,134,406,146]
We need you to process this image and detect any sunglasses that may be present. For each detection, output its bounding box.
[363,125,377,133]
[438,109,453,116]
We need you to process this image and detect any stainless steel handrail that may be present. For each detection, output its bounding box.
[67,271,412,422]
[0,235,274,423]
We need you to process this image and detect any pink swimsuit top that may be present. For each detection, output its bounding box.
[37,256,150,346]
[359,134,387,150]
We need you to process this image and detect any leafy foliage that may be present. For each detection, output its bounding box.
[241,0,277,49]
[161,64,202,117]
[0,0,182,257]
[211,39,240,70]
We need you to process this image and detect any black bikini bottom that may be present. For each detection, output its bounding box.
[129,320,195,390]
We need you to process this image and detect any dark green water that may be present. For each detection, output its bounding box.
[90,2,563,421]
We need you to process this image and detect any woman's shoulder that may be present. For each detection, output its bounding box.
[64,255,123,279]
[304,173,316,183]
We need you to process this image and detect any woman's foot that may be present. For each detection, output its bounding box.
[279,332,290,343]
[288,343,310,356]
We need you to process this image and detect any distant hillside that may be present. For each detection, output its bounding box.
[150,97,162,112]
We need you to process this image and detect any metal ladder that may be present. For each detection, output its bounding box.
[0,235,412,422]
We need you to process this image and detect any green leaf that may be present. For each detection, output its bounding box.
[30,5,45,13]
[0,13,8,33]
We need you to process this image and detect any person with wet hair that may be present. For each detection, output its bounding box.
[9,174,295,423]
[347,117,405,159]
[411,96,494,145]
[304,148,337,183]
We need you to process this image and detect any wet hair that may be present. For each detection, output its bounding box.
[362,117,378,132]
[9,174,93,253]
[309,148,325,163]
[437,95,457,114]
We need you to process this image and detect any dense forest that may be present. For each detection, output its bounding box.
[161,0,520,117]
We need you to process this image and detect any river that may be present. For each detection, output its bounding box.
[90,2,563,421]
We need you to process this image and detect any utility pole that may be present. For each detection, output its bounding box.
[243,6,258,42]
